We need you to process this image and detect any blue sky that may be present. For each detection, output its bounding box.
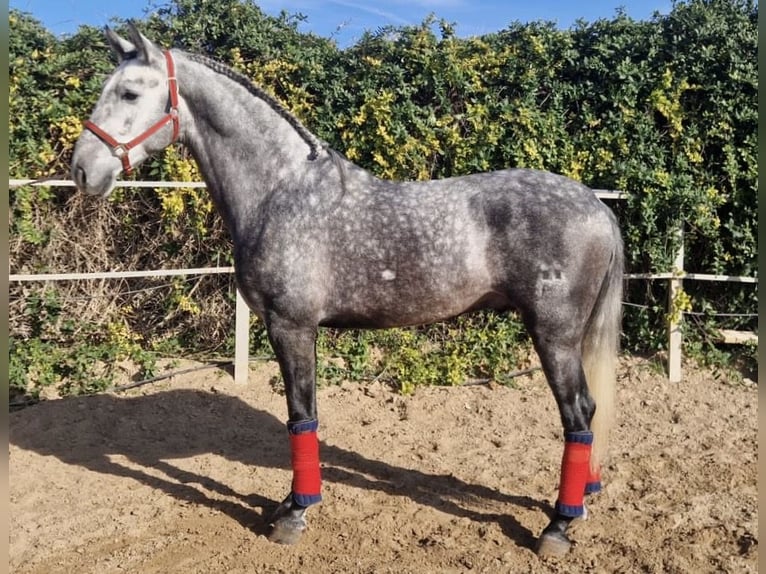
[10,0,670,47]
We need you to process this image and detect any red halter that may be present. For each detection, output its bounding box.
[83,50,180,175]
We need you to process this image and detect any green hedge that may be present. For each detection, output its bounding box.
[9,0,757,399]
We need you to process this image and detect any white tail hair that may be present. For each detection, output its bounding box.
[582,228,623,473]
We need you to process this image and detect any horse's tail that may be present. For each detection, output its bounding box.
[582,215,623,474]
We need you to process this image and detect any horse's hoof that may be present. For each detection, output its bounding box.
[536,531,572,557]
[268,516,306,545]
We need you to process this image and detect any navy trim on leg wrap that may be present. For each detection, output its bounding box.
[564,430,593,445]
[584,481,602,494]
[287,419,319,435]
[555,501,587,517]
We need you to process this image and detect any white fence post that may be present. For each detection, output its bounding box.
[234,288,250,384]
[667,226,684,383]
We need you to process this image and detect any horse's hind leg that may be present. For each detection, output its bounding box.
[531,331,597,557]
[264,316,322,545]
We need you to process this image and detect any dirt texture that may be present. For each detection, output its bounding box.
[10,357,757,573]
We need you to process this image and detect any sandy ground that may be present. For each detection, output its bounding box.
[9,357,757,573]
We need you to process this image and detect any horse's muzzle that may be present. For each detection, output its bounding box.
[71,161,116,198]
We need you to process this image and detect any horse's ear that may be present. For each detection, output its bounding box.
[104,22,155,64]
[125,20,152,64]
[105,26,137,62]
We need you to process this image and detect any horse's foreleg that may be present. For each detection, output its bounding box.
[265,318,321,545]
[534,341,597,557]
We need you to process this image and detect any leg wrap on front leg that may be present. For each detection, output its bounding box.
[287,419,322,506]
[555,431,593,518]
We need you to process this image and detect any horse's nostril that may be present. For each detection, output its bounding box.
[75,165,87,189]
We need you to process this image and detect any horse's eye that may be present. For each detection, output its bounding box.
[121,91,139,102]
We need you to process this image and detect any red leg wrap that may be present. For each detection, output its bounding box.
[288,420,322,506]
[585,465,602,494]
[555,431,592,517]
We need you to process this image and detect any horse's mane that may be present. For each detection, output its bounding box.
[183,51,323,160]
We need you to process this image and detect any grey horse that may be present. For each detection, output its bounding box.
[71,23,623,557]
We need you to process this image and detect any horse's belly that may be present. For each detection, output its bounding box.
[320,280,506,329]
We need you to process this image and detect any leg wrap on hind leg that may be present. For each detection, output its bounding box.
[555,431,593,517]
[287,419,322,506]
[585,466,602,494]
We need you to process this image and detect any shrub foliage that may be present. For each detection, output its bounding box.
[9,0,757,399]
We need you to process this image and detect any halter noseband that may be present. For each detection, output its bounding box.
[83,50,180,175]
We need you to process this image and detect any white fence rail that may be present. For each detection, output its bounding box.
[9,266,234,282]
[9,179,757,384]
[10,178,207,189]
[9,265,251,385]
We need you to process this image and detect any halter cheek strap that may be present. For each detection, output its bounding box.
[83,50,180,175]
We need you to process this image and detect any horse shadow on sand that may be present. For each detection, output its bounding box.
[10,384,550,551]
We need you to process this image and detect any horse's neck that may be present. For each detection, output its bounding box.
[174,52,315,236]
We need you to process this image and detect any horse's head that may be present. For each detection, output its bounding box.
[71,23,179,197]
